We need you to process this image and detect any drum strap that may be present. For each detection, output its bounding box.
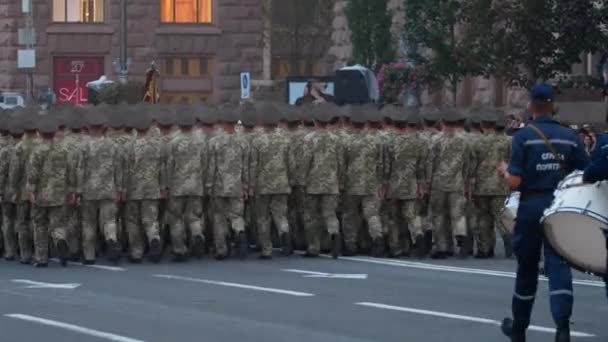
[528,124,567,177]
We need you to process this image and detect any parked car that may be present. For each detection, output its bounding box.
[0,92,25,110]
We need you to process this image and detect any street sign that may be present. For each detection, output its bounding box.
[240,72,250,100]
[282,269,368,279]
[17,49,35,69]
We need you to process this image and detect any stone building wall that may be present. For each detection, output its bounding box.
[2,0,264,104]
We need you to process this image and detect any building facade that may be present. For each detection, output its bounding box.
[1,0,264,105]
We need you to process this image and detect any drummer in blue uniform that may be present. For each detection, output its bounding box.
[582,131,608,301]
[498,83,589,342]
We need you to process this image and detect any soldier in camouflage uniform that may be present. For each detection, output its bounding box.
[77,113,123,264]
[342,106,385,257]
[301,107,343,258]
[8,114,38,264]
[0,119,16,260]
[124,113,166,263]
[165,109,207,261]
[207,108,249,260]
[249,108,293,259]
[195,108,217,252]
[153,108,176,251]
[26,117,71,267]
[418,107,441,254]
[239,104,259,249]
[62,110,87,261]
[287,105,312,251]
[385,110,427,257]
[426,108,473,259]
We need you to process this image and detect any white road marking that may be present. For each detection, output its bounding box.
[282,269,368,279]
[153,274,315,297]
[11,279,80,289]
[339,256,605,288]
[4,314,146,342]
[49,258,126,272]
[355,302,596,338]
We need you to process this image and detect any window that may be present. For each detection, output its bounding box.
[272,56,320,79]
[163,56,211,78]
[53,0,104,23]
[161,0,212,23]
[162,92,210,104]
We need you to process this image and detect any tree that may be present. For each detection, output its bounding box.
[403,0,481,104]
[346,0,394,70]
[264,0,334,78]
[487,0,608,86]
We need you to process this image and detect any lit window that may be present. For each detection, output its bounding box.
[162,92,210,104]
[161,0,212,23]
[53,0,104,23]
[163,56,211,78]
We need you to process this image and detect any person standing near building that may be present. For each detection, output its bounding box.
[0,118,16,260]
[499,84,588,342]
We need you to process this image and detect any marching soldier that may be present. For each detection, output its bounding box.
[301,107,343,258]
[124,112,166,263]
[427,108,472,259]
[26,117,71,267]
[77,113,123,264]
[0,118,16,260]
[342,106,385,257]
[207,107,249,260]
[165,108,207,261]
[250,107,293,259]
[385,110,427,257]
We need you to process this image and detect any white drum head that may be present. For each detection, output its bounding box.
[544,212,607,276]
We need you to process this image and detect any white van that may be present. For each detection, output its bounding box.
[0,92,26,110]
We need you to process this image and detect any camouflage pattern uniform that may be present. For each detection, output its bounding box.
[26,139,70,265]
[250,128,292,257]
[386,129,425,256]
[8,134,37,263]
[61,130,86,257]
[472,131,512,256]
[343,129,384,253]
[166,129,208,257]
[78,135,123,261]
[124,133,167,260]
[239,127,257,248]
[288,126,310,250]
[418,122,441,239]
[426,128,472,256]
[207,130,248,258]
[302,128,343,255]
[0,134,15,259]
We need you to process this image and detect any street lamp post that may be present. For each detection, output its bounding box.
[116,0,129,84]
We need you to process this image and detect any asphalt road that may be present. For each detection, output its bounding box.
[0,253,606,342]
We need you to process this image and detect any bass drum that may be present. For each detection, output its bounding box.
[501,192,520,235]
[542,171,608,276]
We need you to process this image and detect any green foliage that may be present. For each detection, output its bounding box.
[96,81,145,105]
[346,0,394,70]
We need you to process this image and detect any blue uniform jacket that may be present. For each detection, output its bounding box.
[508,117,588,194]
[583,133,608,183]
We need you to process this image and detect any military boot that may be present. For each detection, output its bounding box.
[191,235,205,259]
[504,238,513,258]
[372,236,385,258]
[57,239,69,267]
[149,238,162,263]
[414,235,426,258]
[501,318,526,342]
[331,233,341,259]
[237,231,248,260]
[281,232,293,256]
[106,239,121,264]
[423,230,433,256]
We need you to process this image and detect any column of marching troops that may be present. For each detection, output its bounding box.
[0,102,512,268]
